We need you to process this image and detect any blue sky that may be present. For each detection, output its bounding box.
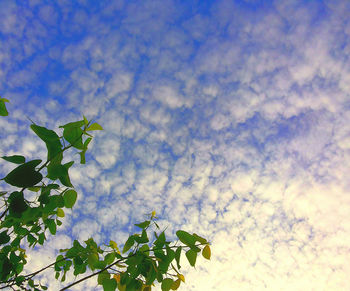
[1,0,350,290]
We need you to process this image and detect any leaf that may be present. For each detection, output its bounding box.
[83,115,89,125]
[154,231,166,248]
[161,278,174,291]
[63,126,84,149]
[185,249,197,267]
[59,120,85,129]
[177,274,185,283]
[102,278,117,291]
[87,123,103,131]
[193,233,207,244]
[171,279,181,290]
[57,208,65,217]
[98,270,110,285]
[174,247,181,270]
[0,97,9,116]
[134,220,150,229]
[176,230,196,247]
[104,253,115,265]
[45,219,57,235]
[30,124,62,160]
[63,190,77,208]
[3,159,42,188]
[1,155,25,164]
[109,240,118,250]
[8,191,28,217]
[87,253,99,269]
[59,161,74,187]
[202,245,211,260]
[122,236,135,254]
[134,229,149,244]
[0,230,10,245]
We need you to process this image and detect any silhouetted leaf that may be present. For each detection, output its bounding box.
[1,155,25,164]
[3,160,42,188]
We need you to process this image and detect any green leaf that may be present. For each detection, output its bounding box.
[134,230,149,244]
[175,247,181,269]
[161,278,174,291]
[104,253,115,265]
[83,115,89,125]
[59,161,74,187]
[3,159,42,188]
[27,234,36,246]
[57,208,65,217]
[45,219,57,235]
[8,191,28,217]
[154,231,166,248]
[38,233,46,245]
[102,278,117,291]
[202,245,211,260]
[185,249,197,267]
[59,120,85,129]
[98,270,110,285]
[176,230,196,247]
[63,126,84,149]
[94,260,107,269]
[0,98,9,116]
[134,220,150,229]
[122,235,135,254]
[87,123,103,131]
[30,124,62,160]
[63,190,77,208]
[1,155,25,164]
[87,253,99,269]
[47,159,73,187]
[193,233,208,244]
[0,231,10,245]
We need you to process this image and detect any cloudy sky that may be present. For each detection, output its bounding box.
[1,0,350,290]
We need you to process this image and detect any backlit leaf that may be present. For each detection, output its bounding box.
[30,124,62,160]
[176,230,196,247]
[102,278,117,291]
[63,189,77,208]
[104,253,115,264]
[185,249,197,267]
[87,123,103,131]
[57,208,65,217]
[0,97,9,116]
[63,126,84,149]
[177,274,185,283]
[98,270,110,285]
[135,220,150,229]
[175,247,181,269]
[202,245,211,260]
[171,279,181,290]
[45,219,56,235]
[193,233,207,244]
[161,278,173,291]
[122,235,135,254]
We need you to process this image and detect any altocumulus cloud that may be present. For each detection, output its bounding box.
[1,0,350,290]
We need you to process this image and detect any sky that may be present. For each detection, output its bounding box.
[1,0,350,290]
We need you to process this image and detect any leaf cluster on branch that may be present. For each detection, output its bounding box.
[0,100,211,291]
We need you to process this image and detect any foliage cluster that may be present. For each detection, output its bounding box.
[0,99,211,290]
